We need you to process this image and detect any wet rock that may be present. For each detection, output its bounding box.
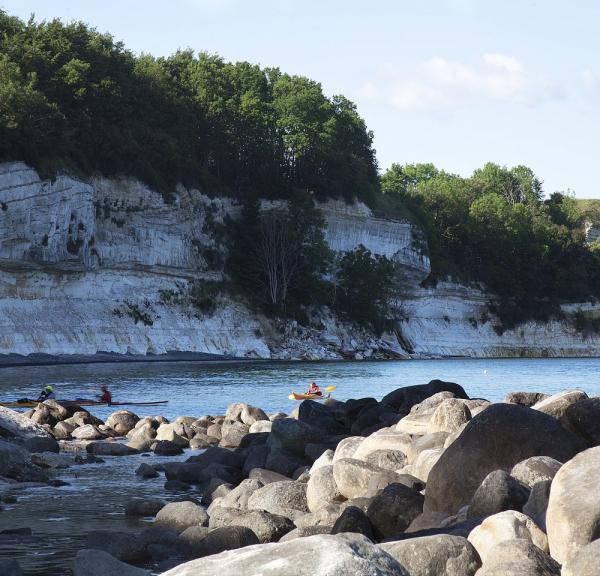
[85,530,145,562]
[546,445,600,564]
[86,441,139,456]
[0,438,49,482]
[0,559,23,576]
[73,549,150,576]
[467,470,530,519]
[136,463,160,479]
[189,434,215,449]
[23,435,59,453]
[125,497,165,517]
[380,534,481,576]
[30,452,73,469]
[154,440,184,456]
[367,483,424,539]
[158,533,407,576]
[425,403,586,514]
[178,525,210,552]
[186,446,243,469]
[247,480,309,521]
[164,480,192,491]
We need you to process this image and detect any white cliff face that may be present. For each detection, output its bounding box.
[0,161,599,360]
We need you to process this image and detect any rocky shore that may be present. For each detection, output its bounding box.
[1,383,600,575]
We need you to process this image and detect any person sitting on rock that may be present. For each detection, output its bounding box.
[98,384,112,404]
[307,382,322,396]
[37,384,55,401]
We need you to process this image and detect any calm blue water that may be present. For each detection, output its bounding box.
[0,357,598,422]
[1,357,599,575]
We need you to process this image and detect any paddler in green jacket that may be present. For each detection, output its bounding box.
[37,384,55,401]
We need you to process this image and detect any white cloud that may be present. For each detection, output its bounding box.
[356,82,379,101]
[359,53,559,112]
[582,68,599,90]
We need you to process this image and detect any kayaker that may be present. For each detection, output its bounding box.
[37,384,55,401]
[98,385,112,404]
[307,382,322,396]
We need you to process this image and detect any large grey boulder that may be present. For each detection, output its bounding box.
[155,501,209,533]
[306,465,344,512]
[208,507,295,543]
[268,418,322,457]
[248,468,291,484]
[381,380,468,413]
[247,480,308,520]
[365,449,407,471]
[366,482,424,539]
[86,441,139,456]
[220,479,264,510]
[504,391,549,407]
[333,436,364,461]
[532,389,587,431]
[71,424,105,440]
[510,456,562,488]
[425,403,586,513]
[380,534,481,576]
[474,539,559,576]
[0,438,48,482]
[331,506,374,540]
[85,531,145,563]
[219,420,249,448]
[467,470,529,519]
[189,525,259,558]
[546,445,600,564]
[333,458,402,499]
[353,432,411,461]
[106,410,139,435]
[73,549,150,576]
[23,436,59,453]
[297,400,343,434]
[522,480,551,531]
[159,533,408,576]
[0,406,53,440]
[564,397,600,445]
[562,539,600,576]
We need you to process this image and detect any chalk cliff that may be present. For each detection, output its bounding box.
[0,161,598,360]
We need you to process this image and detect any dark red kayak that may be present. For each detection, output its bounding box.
[0,399,169,408]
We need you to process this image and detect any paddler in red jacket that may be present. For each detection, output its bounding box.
[307,382,322,396]
[98,385,112,404]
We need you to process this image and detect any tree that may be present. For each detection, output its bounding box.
[335,245,396,334]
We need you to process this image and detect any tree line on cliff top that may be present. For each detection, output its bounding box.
[1,11,599,331]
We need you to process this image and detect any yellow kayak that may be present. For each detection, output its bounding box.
[288,392,330,401]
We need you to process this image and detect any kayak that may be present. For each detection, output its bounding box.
[0,399,169,408]
[288,392,331,401]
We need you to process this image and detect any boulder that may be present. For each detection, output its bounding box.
[0,406,54,441]
[85,530,145,562]
[86,441,139,456]
[243,445,269,475]
[189,434,216,449]
[474,539,559,576]
[306,465,345,512]
[219,420,249,448]
[73,549,150,576]
[106,410,139,435]
[23,436,59,453]
[395,392,456,434]
[155,501,209,533]
[379,534,481,576]
[562,539,600,576]
[279,526,332,541]
[425,403,586,513]
[127,423,157,450]
[248,468,291,484]
[332,436,364,461]
[404,431,448,464]
[265,447,306,477]
[333,458,395,499]
[366,482,424,539]
[269,412,287,421]
[249,420,272,434]
[187,446,243,469]
[125,497,165,517]
[532,389,588,430]
[331,506,374,540]
[353,432,411,461]
[268,418,322,457]
[309,448,334,474]
[240,405,269,426]
[382,380,468,413]
[209,507,295,543]
[135,463,160,479]
[405,511,451,533]
[189,525,259,558]
[467,510,549,564]
[408,447,443,482]
[158,533,407,576]
[510,456,562,488]
[546,445,600,564]
[351,403,401,436]
[467,470,530,519]
[522,480,551,530]
[71,424,105,441]
[138,525,183,562]
[365,449,407,471]
[53,421,77,440]
[563,397,600,446]
[178,525,210,552]
[0,438,49,482]
[432,399,472,433]
[220,479,264,510]
[504,391,549,407]
[153,440,184,456]
[247,480,309,521]
[206,423,222,439]
[297,400,343,433]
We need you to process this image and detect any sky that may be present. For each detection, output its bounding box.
[2,0,600,198]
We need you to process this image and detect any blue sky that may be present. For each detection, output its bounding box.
[2,0,600,197]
